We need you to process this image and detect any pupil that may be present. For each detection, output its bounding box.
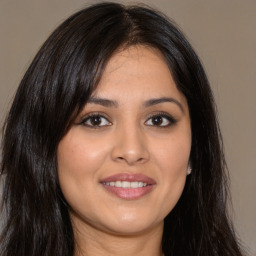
[91,116,101,125]
[153,116,162,125]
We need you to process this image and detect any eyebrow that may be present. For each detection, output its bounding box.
[87,96,184,113]
[143,97,184,113]
[87,97,118,107]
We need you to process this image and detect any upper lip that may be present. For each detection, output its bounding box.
[100,173,156,185]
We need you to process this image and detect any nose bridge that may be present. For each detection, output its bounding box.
[111,119,149,165]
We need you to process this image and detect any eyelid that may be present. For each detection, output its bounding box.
[79,112,112,128]
[144,111,177,127]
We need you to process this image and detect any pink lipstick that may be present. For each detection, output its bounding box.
[100,173,156,200]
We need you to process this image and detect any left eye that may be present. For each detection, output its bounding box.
[145,115,175,127]
[82,115,111,127]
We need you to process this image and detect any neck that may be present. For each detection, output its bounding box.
[72,218,164,256]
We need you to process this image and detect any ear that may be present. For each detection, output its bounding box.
[187,165,192,175]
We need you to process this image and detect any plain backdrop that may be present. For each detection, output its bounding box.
[0,0,255,254]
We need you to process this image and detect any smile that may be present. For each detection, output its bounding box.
[100,173,156,200]
[103,181,148,188]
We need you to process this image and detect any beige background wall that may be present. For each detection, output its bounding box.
[0,0,255,254]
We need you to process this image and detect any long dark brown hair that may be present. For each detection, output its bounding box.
[0,2,244,256]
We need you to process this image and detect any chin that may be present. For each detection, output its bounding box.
[99,212,164,236]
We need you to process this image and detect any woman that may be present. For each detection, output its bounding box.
[0,2,244,256]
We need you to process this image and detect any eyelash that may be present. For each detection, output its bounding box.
[80,112,112,129]
[145,112,177,128]
[80,112,177,129]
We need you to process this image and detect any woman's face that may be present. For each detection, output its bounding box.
[57,46,191,236]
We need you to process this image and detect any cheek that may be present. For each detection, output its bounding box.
[150,131,191,214]
[57,130,112,219]
[57,131,109,178]
[57,130,111,207]
[152,131,191,174]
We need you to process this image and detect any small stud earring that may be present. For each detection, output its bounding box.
[187,166,192,175]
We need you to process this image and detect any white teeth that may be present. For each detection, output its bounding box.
[131,181,139,188]
[123,181,130,188]
[115,181,122,187]
[104,181,148,188]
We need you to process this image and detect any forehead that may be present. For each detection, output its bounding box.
[98,46,172,86]
[92,46,187,108]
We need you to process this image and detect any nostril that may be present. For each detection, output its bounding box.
[115,155,147,165]
[110,137,150,165]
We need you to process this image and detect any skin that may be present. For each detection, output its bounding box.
[57,46,191,256]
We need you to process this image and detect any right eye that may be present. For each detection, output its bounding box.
[81,114,112,128]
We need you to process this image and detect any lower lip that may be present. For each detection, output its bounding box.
[102,184,155,200]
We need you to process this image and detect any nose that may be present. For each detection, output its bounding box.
[111,125,150,165]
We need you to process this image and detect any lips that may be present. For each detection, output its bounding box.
[100,173,156,200]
